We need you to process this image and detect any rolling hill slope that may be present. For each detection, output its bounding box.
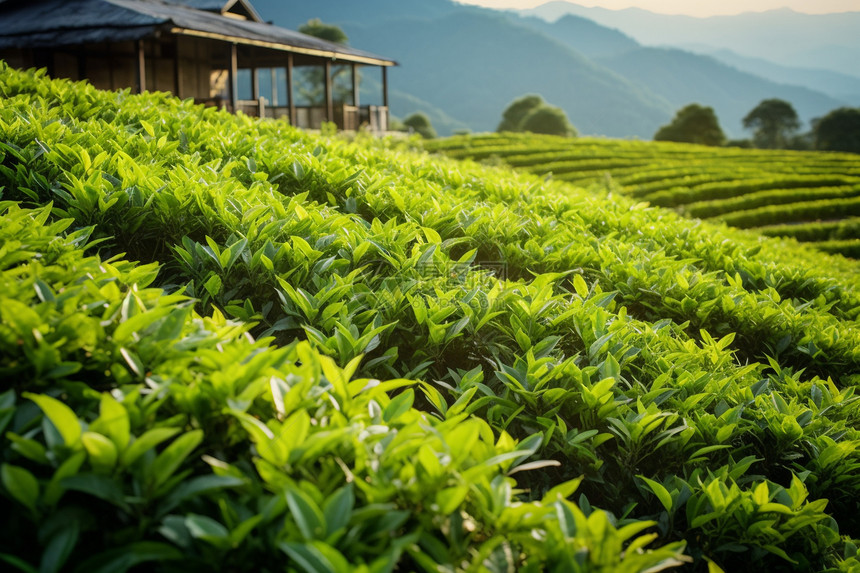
[2,66,860,571]
[426,132,860,256]
[705,48,860,104]
[343,11,673,136]
[596,47,847,136]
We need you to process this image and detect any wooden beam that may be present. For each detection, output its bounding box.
[170,27,396,67]
[136,40,146,93]
[324,60,333,123]
[229,42,238,112]
[287,53,295,126]
[352,62,359,108]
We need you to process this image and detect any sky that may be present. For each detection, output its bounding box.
[455,0,860,17]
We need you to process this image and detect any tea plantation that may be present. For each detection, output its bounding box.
[2,64,860,572]
[425,133,860,257]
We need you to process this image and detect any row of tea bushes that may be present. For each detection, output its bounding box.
[2,64,860,571]
[425,133,860,257]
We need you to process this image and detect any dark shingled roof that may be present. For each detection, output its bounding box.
[0,0,396,66]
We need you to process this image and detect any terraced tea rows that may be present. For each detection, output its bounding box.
[2,65,860,572]
[425,133,860,257]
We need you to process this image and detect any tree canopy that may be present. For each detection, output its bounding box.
[814,107,860,154]
[497,94,576,137]
[520,105,576,137]
[497,95,544,132]
[654,104,726,146]
[298,18,349,45]
[403,112,437,139]
[743,98,801,149]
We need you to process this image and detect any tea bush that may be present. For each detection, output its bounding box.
[2,63,860,572]
[426,133,860,257]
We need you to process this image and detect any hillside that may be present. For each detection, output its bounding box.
[522,3,860,76]
[426,132,860,257]
[343,12,672,136]
[705,49,860,104]
[596,47,847,136]
[251,0,848,139]
[518,13,640,59]
[250,0,677,137]
[3,65,860,572]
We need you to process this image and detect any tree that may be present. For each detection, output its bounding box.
[814,107,860,154]
[654,104,726,146]
[298,18,348,45]
[520,105,577,137]
[498,94,543,132]
[742,98,801,149]
[403,112,436,139]
[497,94,576,137]
[295,20,351,106]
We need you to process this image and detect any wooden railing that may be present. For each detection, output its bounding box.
[202,98,389,133]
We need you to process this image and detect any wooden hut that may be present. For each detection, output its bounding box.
[0,0,396,131]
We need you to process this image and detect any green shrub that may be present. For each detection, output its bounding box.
[2,64,860,572]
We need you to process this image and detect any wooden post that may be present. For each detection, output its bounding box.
[136,40,146,93]
[173,36,181,98]
[324,60,333,123]
[229,43,238,112]
[107,42,115,91]
[352,62,359,108]
[287,53,295,126]
[382,66,389,108]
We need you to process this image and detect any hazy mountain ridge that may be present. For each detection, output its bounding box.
[251,0,853,138]
[597,47,847,137]
[344,11,674,136]
[517,14,639,59]
[522,2,860,78]
[702,49,860,105]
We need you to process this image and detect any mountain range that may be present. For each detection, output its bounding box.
[251,0,857,138]
[521,2,860,76]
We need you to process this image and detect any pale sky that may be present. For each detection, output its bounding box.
[455,0,860,17]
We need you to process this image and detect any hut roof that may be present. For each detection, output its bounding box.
[0,0,396,66]
[161,0,263,23]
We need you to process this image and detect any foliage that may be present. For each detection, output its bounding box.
[298,18,348,45]
[654,104,726,147]
[1,64,860,572]
[497,94,576,137]
[498,94,544,132]
[815,108,860,154]
[426,132,860,257]
[402,112,437,139]
[521,105,577,137]
[743,99,801,150]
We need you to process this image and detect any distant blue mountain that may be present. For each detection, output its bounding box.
[596,47,847,137]
[250,0,852,138]
[522,2,860,78]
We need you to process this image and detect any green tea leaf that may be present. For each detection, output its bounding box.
[23,393,81,448]
[149,430,203,490]
[39,520,79,573]
[286,488,327,541]
[382,389,414,424]
[1,464,40,513]
[639,475,674,513]
[120,427,181,468]
[82,432,119,473]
